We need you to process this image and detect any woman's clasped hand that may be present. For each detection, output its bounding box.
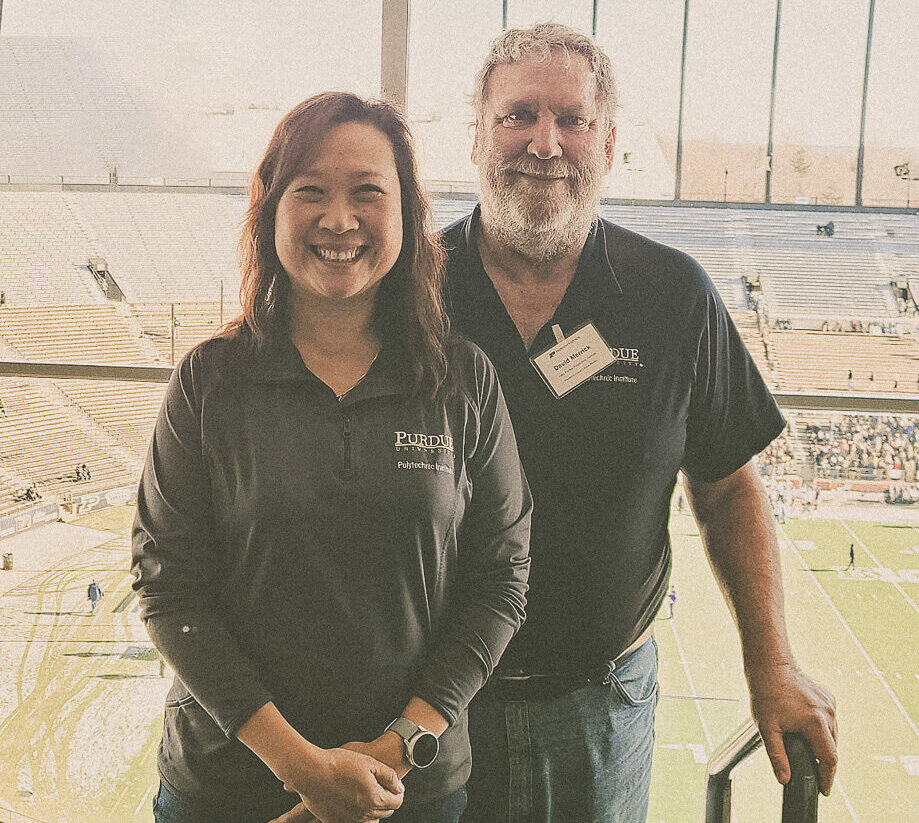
[278,745,404,823]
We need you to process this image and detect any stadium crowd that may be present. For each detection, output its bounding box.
[760,433,796,476]
[802,414,919,480]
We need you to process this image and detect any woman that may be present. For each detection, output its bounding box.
[132,93,531,823]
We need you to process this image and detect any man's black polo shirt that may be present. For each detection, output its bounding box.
[443,206,785,674]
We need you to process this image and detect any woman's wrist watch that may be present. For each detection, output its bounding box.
[384,717,439,769]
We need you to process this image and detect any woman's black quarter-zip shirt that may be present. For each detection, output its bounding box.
[131,332,532,813]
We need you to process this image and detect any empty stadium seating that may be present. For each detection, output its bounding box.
[0,378,142,517]
[770,329,919,394]
[2,191,919,513]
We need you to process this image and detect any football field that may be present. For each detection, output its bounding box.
[650,510,919,822]
[0,505,917,822]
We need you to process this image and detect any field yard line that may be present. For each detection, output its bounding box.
[780,527,919,742]
[667,618,714,752]
[133,784,152,816]
[834,775,860,822]
[0,803,52,823]
[841,520,919,619]
[102,718,161,823]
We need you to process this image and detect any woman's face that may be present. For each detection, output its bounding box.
[275,121,403,305]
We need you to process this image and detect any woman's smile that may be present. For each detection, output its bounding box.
[311,245,366,263]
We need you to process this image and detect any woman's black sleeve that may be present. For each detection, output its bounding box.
[131,348,273,738]
[415,347,532,722]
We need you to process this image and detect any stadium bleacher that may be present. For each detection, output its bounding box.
[0,378,140,516]
[770,329,919,394]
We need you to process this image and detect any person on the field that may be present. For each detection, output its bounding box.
[847,543,856,570]
[133,92,531,823]
[666,586,678,619]
[87,580,103,613]
[441,23,838,823]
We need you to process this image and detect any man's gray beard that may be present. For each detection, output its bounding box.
[479,160,604,262]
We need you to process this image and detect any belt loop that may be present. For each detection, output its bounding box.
[601,660,615,685]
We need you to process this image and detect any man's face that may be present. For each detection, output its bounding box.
[473,51,615,259]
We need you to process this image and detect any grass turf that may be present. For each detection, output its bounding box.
[0,507,917,822]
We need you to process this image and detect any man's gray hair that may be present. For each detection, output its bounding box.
[472,22,618,127]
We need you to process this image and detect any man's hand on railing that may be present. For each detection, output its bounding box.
[748,660,838,795]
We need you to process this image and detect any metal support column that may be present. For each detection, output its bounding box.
[502,0,508,31]
[381,0,410,108]
[855,0,876,207]
[674,0,690,201]
[765,0,782,203]
[592,0,599,37]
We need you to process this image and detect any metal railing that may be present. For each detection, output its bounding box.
[5,363,919,410]
[0,360,172,383]
[705,719,819,823]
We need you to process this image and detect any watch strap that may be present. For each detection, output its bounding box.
[385,716,420,742]
[386,717,419,743]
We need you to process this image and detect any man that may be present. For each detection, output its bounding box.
[442,23,837,823]
[87,579,103,614]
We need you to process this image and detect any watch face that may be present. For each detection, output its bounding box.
[411,732,439,768]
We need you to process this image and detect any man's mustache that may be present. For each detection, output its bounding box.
[502,159,574,178]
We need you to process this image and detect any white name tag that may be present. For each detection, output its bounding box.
[531,322,616,398]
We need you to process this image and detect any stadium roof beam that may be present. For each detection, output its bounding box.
[855,0,876,208]
[765,0,782,204]
[673,0,690,201]
[381,0,409,107]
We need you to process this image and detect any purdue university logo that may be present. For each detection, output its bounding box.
[610,346,641,363]
[394,431,454,455]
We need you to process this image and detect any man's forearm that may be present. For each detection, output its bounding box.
[685,462,794,673]
[685,461,839,794]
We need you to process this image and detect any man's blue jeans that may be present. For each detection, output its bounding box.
[153,780,467,823]
[463,637,659,823]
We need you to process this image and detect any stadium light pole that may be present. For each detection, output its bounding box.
[765,0,781,204]
[855,0,876,207]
